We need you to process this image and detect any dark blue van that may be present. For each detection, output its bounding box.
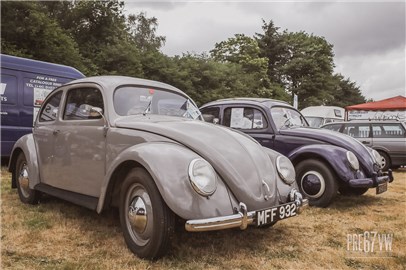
[1,54,85,157]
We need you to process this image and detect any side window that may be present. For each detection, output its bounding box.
[39,91,63,122]
[372,123,405,138]
[200,107,220,122]
[323,124,341,132]
[224,107,267,130]
[63,88,104,120]
[343,124,370,138]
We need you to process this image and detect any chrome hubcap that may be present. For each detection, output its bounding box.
[125,183,153,246]
[128,197,147,233]
[18,164,30,198]
[301,171,325,198]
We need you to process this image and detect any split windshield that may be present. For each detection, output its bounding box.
[270,106,309,130]
[114,86,202,120]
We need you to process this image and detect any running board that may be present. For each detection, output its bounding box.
[35,183,98,211]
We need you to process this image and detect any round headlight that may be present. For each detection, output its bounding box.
[346,151,360,170]
[188,159,217,196]
[276,156,296,184]
[371,149,382,166]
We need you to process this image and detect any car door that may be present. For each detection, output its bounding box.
[342,123,372,146]
[221,106,274,149]
[33,90,64,185]
[51,86,106,197]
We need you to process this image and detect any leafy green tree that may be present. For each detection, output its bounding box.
[1,1,88,73]
[127,12,166,51]
[327,74,366,107]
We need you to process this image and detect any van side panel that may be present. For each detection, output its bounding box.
[1,54,85,157]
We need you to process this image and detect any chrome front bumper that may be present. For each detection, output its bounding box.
[185,190,308,232]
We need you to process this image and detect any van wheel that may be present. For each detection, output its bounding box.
[15,153,41,204]
[378,151,391,171]
[119,168,175,259]
[339,186,368,196]
[296,159,338,207]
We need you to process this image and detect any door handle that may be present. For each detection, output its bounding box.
[361,141,370,144]
[53,129,60,135]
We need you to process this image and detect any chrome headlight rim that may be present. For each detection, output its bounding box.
[346,151,360,171]
[188,158,217,196]
[276,155,296,185]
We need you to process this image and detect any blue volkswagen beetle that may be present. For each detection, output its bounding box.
[200,98,394,207]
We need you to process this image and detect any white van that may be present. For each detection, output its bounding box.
[301,106,344,128]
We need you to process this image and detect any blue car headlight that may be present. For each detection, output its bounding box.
[346,151,360,171]
[188,159,217,196]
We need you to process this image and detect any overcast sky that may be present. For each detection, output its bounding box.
[124,1,405,102]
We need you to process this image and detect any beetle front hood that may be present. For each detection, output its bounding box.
[280,127,376,170]
[115,115,280,210]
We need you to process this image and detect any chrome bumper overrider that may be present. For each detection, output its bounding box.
[185,190,308,232]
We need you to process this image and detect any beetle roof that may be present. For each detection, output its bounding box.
[64,75,185,95]
[201,97,291,108]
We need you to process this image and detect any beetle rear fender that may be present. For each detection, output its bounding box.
[8,134,40,189]
[288,144,356,183]
[98,142,238,220]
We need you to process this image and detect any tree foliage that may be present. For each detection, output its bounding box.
[1,2,366,108]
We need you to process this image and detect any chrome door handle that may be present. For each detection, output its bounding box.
[53,129,60,135]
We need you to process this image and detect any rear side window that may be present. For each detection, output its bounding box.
[343,124,370,138]
[39,91,62,122]
[323,124,341,132]
[201,107,220,122]
[372,123,405,138]
[224,107,267,130]
[63,88,104,120]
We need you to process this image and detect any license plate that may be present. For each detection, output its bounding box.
[376,182,388,194]
[256,202,297,226]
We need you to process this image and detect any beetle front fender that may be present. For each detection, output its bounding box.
[98,142,238,220]
[8,134,40,189]
[288,144,356,183]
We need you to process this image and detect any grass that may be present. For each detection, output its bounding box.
[1,166,405,269]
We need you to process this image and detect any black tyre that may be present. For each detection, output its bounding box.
[15,153,41,204]
[339,186,369,196]
[296,159,338,207]
[378,151,391,171]
[119,168,175,260]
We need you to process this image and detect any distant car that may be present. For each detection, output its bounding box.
[301,106,345,128]
[321,120,406,171]
[8,76,307,259]
[200,98,394,207]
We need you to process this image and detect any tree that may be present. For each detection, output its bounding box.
[127,12,166,51]
[1,1,89,73]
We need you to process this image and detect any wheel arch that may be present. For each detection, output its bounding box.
[8,134,40,189]
[97,142,237,220]
[288,144,355,184]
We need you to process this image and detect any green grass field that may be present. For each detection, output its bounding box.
[1,167,405,269]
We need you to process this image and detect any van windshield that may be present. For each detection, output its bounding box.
[306,117,324,128]
[271,107,309,130]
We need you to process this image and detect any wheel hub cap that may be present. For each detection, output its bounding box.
[18,164,30,197]
[301,171,325,198]
[128,196,147,233]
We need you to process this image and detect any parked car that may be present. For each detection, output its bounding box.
[9,76,307,259]
[321,120,406,171]
[301,106,344,128]
[1,54,85,157]
[200,98,393,207]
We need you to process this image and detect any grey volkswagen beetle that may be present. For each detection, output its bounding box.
[9,76,307,259]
